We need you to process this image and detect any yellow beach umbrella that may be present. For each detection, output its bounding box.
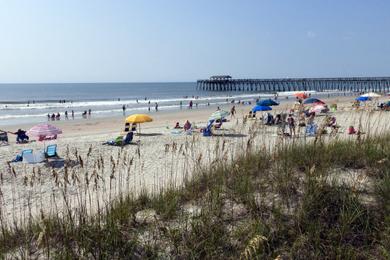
[125,114,153,134]
[125,114,153,124]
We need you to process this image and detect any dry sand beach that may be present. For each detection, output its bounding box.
[1,95,390,225]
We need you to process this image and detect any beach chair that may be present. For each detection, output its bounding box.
[45,144,58,158]
[0,132,8,145]
[22,149,33,157]
[20,149,33,163]
[203,120,214,137]
[122,132,133,145]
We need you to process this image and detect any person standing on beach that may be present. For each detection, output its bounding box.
[155,102,158,112]
[71,110,74,119]
[148,101,151,112]
[287,114,296,137]
[65,111,68,120]
[230,106,236,117]
[180,101,183,109]
[189,100,193,109]
[88,109,91,118]
[122,105,126,115]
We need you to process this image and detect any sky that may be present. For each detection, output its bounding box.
[0,0,389,83]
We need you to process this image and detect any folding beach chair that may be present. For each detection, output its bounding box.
[0,132,8,145]
[45,144,58,158]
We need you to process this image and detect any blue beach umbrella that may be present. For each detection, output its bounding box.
[356,96,370,102]
[252,105,272,112]
[303,98,325,105]
[257,99,279,106]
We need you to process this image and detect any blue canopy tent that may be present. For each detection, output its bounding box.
[257,99,279,106]
[252,105,272,112]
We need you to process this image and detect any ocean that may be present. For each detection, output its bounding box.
[0,82,274,126]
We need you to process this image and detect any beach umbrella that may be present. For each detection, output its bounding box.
[361,92,381,98]
[125,114,153,134]
[294,92,308,99]
[309,104,328,114]
[257,99,279,106]
[27,123,62,141]
[125,114,153,124]
[356,96,371,102]
[209,110,230,120]
[303,98,325,105]
[252,105,272,112]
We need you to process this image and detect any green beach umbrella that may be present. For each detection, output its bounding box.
[209,110,230,121]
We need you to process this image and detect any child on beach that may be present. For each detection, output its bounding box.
[287,114,296,136]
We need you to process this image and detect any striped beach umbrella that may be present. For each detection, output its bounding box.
[27,123,62,141]
[309,104,329,114]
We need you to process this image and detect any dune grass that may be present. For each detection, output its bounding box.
[1,132,390,258]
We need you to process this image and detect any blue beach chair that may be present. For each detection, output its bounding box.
[11,149,33,163]
[45,144,58,158]
[203,119,215,137]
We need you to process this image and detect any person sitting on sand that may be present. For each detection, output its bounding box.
[348,126,356,135]
[103,132,134,146]
[184,120,192,131]
[9,129,29,143]
[174,122,181,129]
[348,126,365,135]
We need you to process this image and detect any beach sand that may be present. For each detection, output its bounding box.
[1,95,390,224]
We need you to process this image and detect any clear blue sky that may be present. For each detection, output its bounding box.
[0,0,389,83]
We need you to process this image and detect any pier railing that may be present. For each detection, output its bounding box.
[196,77,390,92]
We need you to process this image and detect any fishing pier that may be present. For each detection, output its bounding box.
[197,76,390,93]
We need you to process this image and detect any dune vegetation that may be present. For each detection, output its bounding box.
[1,126,390,259]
